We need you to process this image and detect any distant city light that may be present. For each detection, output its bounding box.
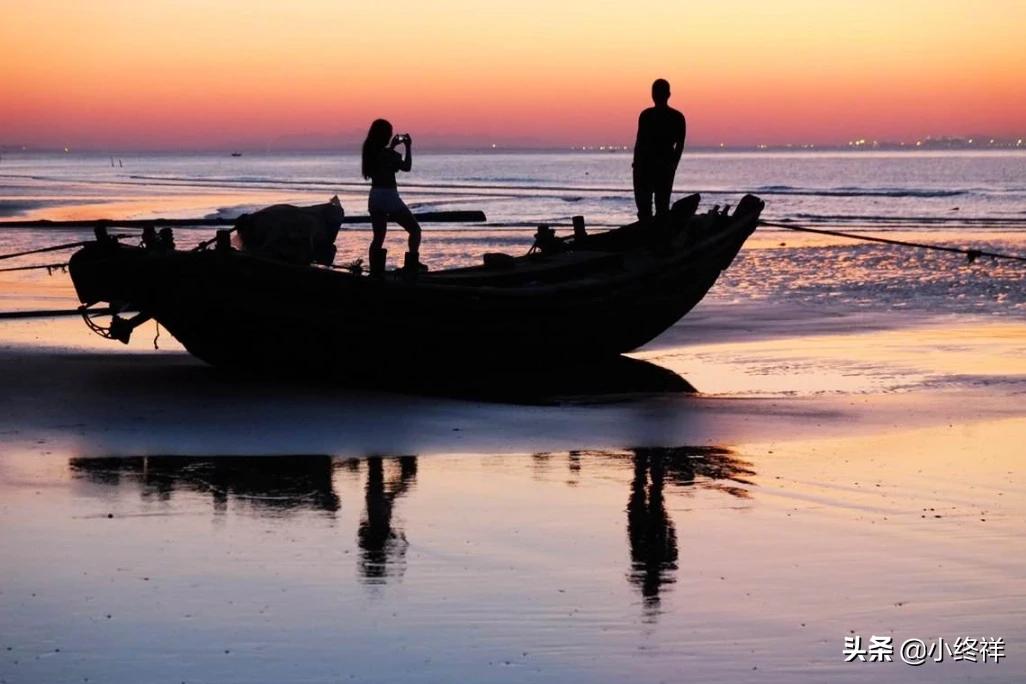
[570,144,630,152]
[570,136,1017,152]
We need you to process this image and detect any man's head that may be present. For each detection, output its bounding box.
[651,79,671,105]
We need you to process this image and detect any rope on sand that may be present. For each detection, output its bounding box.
[758,220,1026,263]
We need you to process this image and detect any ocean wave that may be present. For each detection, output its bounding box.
[129,173,331,187]
[789,213,1026,224]
[0,198,82,218]
[456,176,540,184]
[0,199,50,212]
[753,185,966,198]
[126,174,633,194]
[96,174,997,203]
[126,175,973,200]
[203,204,269,220]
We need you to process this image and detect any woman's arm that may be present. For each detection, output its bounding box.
[399,135,412,172]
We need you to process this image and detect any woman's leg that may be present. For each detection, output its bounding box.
[394,208,422,253]
[368,213,389,275]
[370,213,388,251]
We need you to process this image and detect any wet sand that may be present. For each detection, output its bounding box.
[2,302,1025,453]
[2,305,1025,682]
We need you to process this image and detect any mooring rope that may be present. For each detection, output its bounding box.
[0,232,134,263]
[193,227,236,251]
[758,220,1026,263]
[0,241,89,261]
[2,217,1023,279]
[0,262,68,273]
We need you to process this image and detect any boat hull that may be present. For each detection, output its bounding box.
[69,195,763,379]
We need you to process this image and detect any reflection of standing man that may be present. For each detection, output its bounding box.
[632,79,686,220]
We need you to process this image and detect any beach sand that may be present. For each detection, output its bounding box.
[2,301,1025,683]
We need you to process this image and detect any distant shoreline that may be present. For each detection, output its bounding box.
[2,145,1025,156]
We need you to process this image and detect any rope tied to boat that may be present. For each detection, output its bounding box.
[0,232,136,264]
[757,220,1026,263]
[0,262,69,274]
[193,227,237,251]
[0,241,89,261]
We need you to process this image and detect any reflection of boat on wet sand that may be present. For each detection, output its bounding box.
[68,193,763,380]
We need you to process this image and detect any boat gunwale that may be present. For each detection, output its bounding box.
[92,207,751,289]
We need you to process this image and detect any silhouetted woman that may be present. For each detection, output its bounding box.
[362,119,423,276]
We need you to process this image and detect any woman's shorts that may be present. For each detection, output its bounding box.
[368,188,410,215]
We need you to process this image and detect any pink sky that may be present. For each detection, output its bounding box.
[2,1,1024,150]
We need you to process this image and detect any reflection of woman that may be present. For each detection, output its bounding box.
[361,118,424,276]
[358,456,418,580]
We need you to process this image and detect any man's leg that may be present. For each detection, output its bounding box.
[653,169,674,216]
[633,165,653,221]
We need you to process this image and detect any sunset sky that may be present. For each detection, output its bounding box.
[2,0,1024,150]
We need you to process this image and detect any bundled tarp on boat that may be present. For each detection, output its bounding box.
[235,196,344,266]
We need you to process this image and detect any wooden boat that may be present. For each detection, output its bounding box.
[68,193,764,380]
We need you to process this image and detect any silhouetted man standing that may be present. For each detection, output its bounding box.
[632,79,686,220]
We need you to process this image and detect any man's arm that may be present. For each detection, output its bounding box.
[633,111,647,166]
[672,113,686,165]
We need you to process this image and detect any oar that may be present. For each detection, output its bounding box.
[0,210,486,229]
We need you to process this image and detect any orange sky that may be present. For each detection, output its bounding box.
[1,0,1024,150]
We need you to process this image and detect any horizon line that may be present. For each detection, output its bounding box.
[3,133,1025,156]
[3,142,1025,155]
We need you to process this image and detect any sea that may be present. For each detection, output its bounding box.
[3,151,1026,684]
[2,149,1024,319]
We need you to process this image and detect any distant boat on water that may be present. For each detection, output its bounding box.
[231,152,242,157]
